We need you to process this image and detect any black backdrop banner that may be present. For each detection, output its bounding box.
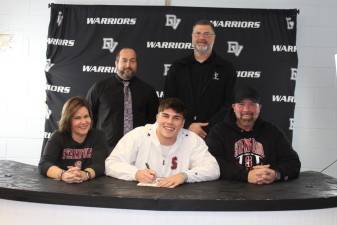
[43,4,298,149]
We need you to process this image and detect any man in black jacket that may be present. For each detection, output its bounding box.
[87,48,159,153]
[206,86,301,184]
[164,20,236,139]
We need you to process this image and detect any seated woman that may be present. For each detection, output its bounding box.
[39,96,109,183]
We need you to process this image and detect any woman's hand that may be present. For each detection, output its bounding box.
[61,166,88,183]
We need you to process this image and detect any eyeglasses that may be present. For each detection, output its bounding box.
[192,32,215,38]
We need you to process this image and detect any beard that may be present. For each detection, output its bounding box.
[193,41,213,55]
[236,113,257,129]
[117,67,135,80]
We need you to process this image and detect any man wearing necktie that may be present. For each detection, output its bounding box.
[87,48,159,154]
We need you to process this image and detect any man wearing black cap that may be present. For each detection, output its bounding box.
[206,86,301,184]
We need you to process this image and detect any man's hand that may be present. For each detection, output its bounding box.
[188,122,209,138]
[248,165,277,185]
[260,168,278,184]
[135,169,157,183]
[157,173,187,188]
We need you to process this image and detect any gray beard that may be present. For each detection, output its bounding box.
[193,43,212,55]
[194,46,210,55]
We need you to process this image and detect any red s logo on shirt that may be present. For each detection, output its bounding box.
[171,156,177,170]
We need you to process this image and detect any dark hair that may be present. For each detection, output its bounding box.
[58,96,93,133]
[115,48,137,61]
[192,19,215,33]
[158,98,186,117]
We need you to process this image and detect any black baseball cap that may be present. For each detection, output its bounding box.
[234,86,261,103]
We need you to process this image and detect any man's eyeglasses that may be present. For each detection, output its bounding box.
[192,32,215,38]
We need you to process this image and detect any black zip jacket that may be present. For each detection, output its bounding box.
[164,52,236,131]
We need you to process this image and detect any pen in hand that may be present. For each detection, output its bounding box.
[145,162,150,170]
[145,162,156,182]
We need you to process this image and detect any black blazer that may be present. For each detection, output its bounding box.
[87,75,159,152]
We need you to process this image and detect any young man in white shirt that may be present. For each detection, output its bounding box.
[105,98,220,188]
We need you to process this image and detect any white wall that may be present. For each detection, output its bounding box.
[2,199,337,225]
[0,0,336,178]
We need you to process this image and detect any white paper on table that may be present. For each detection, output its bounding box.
[137,178,163,187]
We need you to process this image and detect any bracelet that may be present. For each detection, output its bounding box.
[59,170,65,181]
